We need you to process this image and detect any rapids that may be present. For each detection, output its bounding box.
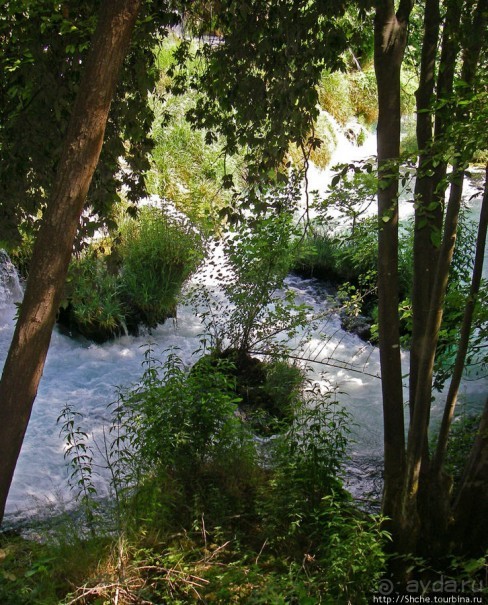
[1,125,486,523]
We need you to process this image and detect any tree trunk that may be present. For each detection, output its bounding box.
[374,0,413,547]
[452,396,488,555]
[409,0,462,428]
[409,0,440,417]
[406,164,465,522]
[0,0,142,524]
[433,165,488,475]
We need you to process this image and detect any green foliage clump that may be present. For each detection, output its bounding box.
[66,251,127,342]
[118,205,203,329]
[147,37,245,231]
[318,70,354,126]
[63,205,203,340]
[294,218,379,285]
[318,66,378,131]
[400,65,418,116]
[0,529,110,605]
[442,412,482,487]
[112,347,257,530]
[349,69,379,125]
[288,112,338,171]
[472,148,488,165]
[400,115,418,156]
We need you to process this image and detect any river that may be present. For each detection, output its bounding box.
[1,126,486,525]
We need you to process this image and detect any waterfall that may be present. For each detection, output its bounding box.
[0,250,23,307]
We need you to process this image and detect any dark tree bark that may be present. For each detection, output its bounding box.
[374,0,413,546]
[433,165,488,474]
[409,0,440,417]
[452,396,488,555]
[0,0,142,524]
[405,164,465,546]
[408,2,463,473]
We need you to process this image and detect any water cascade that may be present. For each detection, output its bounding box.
[0,126,486,524]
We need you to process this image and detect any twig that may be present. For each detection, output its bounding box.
[255,538,268,565]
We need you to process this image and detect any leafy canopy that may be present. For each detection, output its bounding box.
[0,0,179,247]
[174,0,374,190]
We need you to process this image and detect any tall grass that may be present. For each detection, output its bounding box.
[118,205,203,329]
[63,205,203,340]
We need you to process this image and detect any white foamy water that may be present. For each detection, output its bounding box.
[0,254,389,518]
[1,294,206,518]
[1,127,486,521]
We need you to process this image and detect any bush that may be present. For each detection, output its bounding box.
[318,70,354,126]
[349,69,378,125]
[288,111,338,170]
[64,251,127,342]
[62,204,203,340]
[191,198,311,357]
[111,346,258,529]
[293,217,379,286]
[259,383,350,544]
[118,205,203,329]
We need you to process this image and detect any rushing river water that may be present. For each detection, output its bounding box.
[1,127,486,524]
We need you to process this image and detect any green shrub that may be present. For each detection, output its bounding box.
[118,205,203,329]
[3,339,388,604]
[400,64,418,115]
[66,251,127,342]
[293,228,343,280]
[111,346,258,530]
[259,384,350,544]
[400,115,418,156]
[62,205,203,340]
[191,202,310,357]
[294,216,379,287]
[472,148,488,165]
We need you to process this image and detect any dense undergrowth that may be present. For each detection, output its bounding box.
[0,344,389,605]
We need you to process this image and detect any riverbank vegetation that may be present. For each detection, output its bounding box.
[1,0,487,602]
[1,345,389,604]
[60,204,203,341]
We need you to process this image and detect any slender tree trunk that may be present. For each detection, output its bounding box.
[406,165,464,492]
[404,163,465,555]
[0,0,142,524]
[374,0,413,546]
[452,396,488,555]
[430,0,464,191]
[408,6,465,510]
[409,0,440,416]
[433,165,488,475]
